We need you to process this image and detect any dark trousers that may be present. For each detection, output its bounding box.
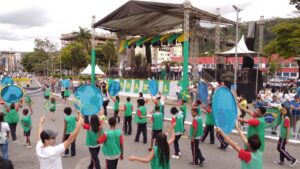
[124,116,132,134]
[9,123,17,140]
[277,138,295,163]
[63,134,76,156]
[239,110,246,126]
[201,125,214,144]
[103,100,109,116]
[191,139,205,164]
[135,123,147,143]
[114,110,120,123]
[88,147,101,169]
[216,132,228,148]
[106,159,118,169]
[174,135,182,155]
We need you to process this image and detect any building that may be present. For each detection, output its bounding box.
[60,32,117,48]
[0,50,23,73]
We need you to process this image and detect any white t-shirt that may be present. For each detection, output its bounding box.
[0,122,10,137]
[188,65,192,73]
[72,81,79,87]
[198,64,203,72]
[36,141,65,169]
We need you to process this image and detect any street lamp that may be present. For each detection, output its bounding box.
[232,5,242,90]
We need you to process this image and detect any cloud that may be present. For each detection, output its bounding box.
[0,6,51,28]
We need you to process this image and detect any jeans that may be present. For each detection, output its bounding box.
[9,123,17,140]
[106,159,118,169]
[88,147,101,169]
[124,116,132,135]
[174,135,182,155]
[0,141,9,160]
[135,123,147,143]
[63,134,76,156]
[201,125,215,144]
[191,139,205,164]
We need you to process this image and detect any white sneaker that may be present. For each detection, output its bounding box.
[172,155,179,159]
[178,152,182,156]
[26,145,32,149]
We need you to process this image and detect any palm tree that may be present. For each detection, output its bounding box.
[76,27,92,54]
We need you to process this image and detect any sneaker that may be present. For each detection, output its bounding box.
[61,154,69,157]
[199,160,206,166]
[178,152,182,156]
[189,162,198,166]
[26,145,32,149]
[274,161,284,165]
[290,159,297,167]
[172,155,179,159]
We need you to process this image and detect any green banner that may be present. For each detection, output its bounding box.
[134,80,140,93]
[125,80,132,93]
[162,81,170,95]
[119,79,124,92]
[142,80,149,94]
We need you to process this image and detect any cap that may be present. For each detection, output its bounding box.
[40,129,58,141]
[294,95,299,99]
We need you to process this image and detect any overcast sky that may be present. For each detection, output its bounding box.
[0,0,297,52]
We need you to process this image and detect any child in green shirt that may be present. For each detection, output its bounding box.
[49,97,56,121]
[44,84,50,100]
[21,109,33,148]
[62,107,77,157]
[149,105,163,151]
[216,123,263,169]
[169,107,184,159]
[124,97,133,135]
[111,96,120,123]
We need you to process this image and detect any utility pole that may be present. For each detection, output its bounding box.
[91,15,96,85]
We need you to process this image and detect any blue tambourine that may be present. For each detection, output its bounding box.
[148,80,158,96]
[108,81,121,96]
[74,85,103,116]
[62,79,70,88]
[1,85,24,103]
[212,86,237,134]
[198,81,208,106]
[1,77,14,86]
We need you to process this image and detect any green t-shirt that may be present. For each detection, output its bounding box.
[6,109,19,124]
[197,106,202,116]
[86,128,102,147]
[241,150,263,169]
[189,116,203,139]
[113,100,120,111]
[151,146,170,169]
[174,113,184,135]
[152,112,163,130]
[180,104,187,120]
[49,101,56,111]
[65,115,76,134]
[44,88,50,97]
[124,102,133,117]
[102,129,122,160]
[135,106,147,124]
[64,90,70,97]
[280,116,290,139]
[21,115,31,132]
[247,117,265,151]
[205,112,214,126]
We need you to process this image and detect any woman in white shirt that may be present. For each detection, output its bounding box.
[0,113,10,160]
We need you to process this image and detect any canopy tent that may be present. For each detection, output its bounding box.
[93,0,235,36]
[218,35,257,56]
[81,64,105,75]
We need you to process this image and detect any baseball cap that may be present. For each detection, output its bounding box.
[40,129,58,142]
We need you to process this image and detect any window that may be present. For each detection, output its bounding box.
[276,72,282,76]
[291,73,297,77]
[283,72,289,77]
[282,63,290,68]
[291,62,298,68]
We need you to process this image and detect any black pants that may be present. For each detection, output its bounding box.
[239,110,246,126]
[106,159,118,169]
[277,138,295,163]
[201,125,214,144]
[191,139,205,164]
[174,135,182,155]
[88,147,101,169]
[124,116,132,135]
[9,123,17,140]
[216,132,228,149]
[114,110,120,123]
[63,134,76,156]
[135,123,147,143]
[103,100,109,116]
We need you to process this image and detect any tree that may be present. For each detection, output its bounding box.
[76,27,91,54]
[264,18,300,78]
[94,40,118,71]
[290,0,300,10]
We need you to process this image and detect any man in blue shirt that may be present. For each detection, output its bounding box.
[290,95,300,134]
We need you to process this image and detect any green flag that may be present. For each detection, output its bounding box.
[119,79,125,92]
[162,81,170,95]
[264,107,282,128]
[125,80,132,93]
[134,80,140,93]
[142,80,149,94]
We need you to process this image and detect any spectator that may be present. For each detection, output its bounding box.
[166,63,170,80]
[170,64,175,80]
[290,95,300,135]
[0,113,10,160]
[198,63,203,78]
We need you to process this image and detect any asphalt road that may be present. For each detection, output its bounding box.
[2,80,300,169]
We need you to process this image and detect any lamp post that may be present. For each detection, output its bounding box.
[232,5,242,90]
[91,15,96,85]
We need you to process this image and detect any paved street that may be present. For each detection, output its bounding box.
[2,80,299,169]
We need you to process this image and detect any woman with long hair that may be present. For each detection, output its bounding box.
[83,115,102,169]
[0,113,10,159]
[129,125,175,169]
[102,88,109,116]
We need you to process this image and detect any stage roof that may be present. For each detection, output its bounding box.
[94,0,235,35]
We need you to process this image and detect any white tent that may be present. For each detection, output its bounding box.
[80,64,105,75]
[218,35,256,56]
